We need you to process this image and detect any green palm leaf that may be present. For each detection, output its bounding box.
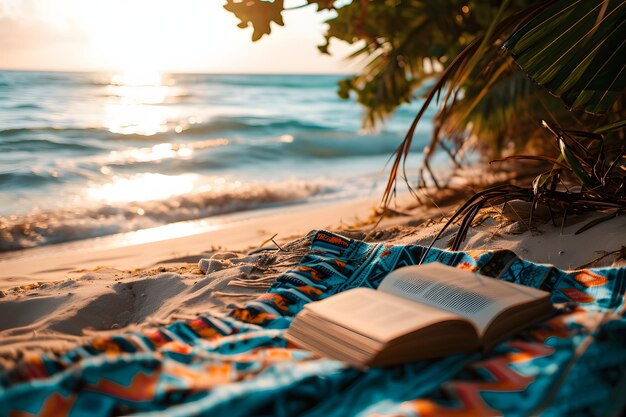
[503,0,626,115]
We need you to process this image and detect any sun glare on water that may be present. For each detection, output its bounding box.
[88,173,197,203]
[67,0,230,136]
[62,1,242,208]
[102,71,177,136]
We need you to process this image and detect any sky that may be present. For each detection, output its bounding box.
[0,0,357,73]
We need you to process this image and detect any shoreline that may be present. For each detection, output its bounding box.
[3,191,625,290]
[0,195,386,289]
[1,189,624,359]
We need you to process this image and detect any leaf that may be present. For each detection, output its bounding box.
[490,155,572,171]
[559,138,598,188]
[223,0,285,42]
[503,0,626,114]
[381,1,556,203]
[593,118,626,134]
[574,209,622,234]
[306,0,335,11]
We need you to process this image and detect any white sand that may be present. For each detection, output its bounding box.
[0,197,382,288]
[0,194,624,363]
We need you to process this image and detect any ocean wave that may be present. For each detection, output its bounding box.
[183,117,332,135]
[11,104,43,110]
[284,131,407,158]
[0,123,419,191]
[0,138,102,152]
[0,117,331,142]
[0,132,414,186]
[0,170,64,188]
[169,74,342,89]
[0,125,173,143]
[82,73,340,89]
[0,126,107,138]
[98,86,192,103]
[0,71,80,87]
[0,72,339,93]
[0,179,335,251]
[90,130,413,172]
[98,139,230,170]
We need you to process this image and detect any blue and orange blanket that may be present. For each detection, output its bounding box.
[2,230,625,416]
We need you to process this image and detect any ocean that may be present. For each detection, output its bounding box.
[0,71,434,251]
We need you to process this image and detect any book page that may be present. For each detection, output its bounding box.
[378,263,549,335]
[303,287,463,343]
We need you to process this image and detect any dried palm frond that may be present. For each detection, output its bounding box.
[422,121,625,255]
[382,0,560,207]
[383,0,626,209]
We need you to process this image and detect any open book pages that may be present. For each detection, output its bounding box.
[285,262,552,366]
[302,287,462,344]
[378,263,550,336]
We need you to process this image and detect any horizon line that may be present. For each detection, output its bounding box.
[0,68,355,76]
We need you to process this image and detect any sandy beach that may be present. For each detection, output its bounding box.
[0,196,384,287]
[1,191,624,365]
[2,1,625,414]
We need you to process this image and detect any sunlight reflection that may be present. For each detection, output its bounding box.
[88,173,196,203]
[110,142,191,163]
[110,71,164,86]
[103,71,179,136]
[104,104,169,136]
[111,220,223,247]
[106,139,229,164]
[107,85,173,105]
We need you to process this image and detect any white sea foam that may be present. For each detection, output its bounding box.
[0,178,339,251]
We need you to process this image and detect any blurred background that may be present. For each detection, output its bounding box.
[0,0,433,251]
[2,0,623,252]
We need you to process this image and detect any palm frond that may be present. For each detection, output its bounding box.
[503,0,626,114]
[382,1,558,206]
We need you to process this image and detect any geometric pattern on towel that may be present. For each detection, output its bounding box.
[1,230,625,417]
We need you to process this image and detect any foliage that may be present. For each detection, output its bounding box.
[223,0,285,41]
[503,0,626,115]
[381,0,625,201]
[431,120,625,252]
[224,0,626,242]
[224,1,623,174]
[226,0,515,126]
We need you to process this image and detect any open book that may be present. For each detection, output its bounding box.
[285,263,553,367]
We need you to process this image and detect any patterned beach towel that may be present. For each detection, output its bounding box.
[1,230,625,417]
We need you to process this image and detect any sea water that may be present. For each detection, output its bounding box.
[0,71,434,251]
